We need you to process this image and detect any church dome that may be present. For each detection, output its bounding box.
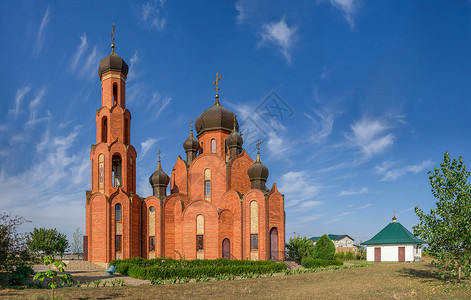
[194,99,239,135]
[183,130,199,152]
[248,153,269,182]
[98,49,129,79]
[226,117,243,148]
[149,161,169,187]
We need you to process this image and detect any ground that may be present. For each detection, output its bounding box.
[1,258,471,299]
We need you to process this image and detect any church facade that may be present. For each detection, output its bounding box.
[84,37,285,263]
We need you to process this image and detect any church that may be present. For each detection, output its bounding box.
[84,31,285,263]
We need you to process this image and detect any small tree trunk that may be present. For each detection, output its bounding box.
[458,265,461,282]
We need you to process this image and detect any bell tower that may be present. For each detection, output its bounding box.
[85,25,141,263]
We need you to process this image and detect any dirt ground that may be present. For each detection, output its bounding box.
[1,259,471,299]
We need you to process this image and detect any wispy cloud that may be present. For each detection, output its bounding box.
[70,33,101,80]
[359,203,373,209]
[338,187,368,196]
[235,0,247,23]
[259,17,297,63]
[138,138,158,162]
[140,0,167,31]
[34,6,51,55]
[346,117,394,158]
[278,171,323,209]
[147,92,172,119]
[9,85,31,118]
[375,160,434,181]
[319,0,358,28]
[304,111,335,144]
[24,88,51,129]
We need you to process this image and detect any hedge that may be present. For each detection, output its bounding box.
[110,257,287,280]
[300,258,343,268]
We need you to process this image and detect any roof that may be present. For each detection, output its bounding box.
[308,234,354,242]
[361,222,425,245]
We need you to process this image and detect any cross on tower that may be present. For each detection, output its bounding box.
[111,23,116,52]
[213,72,222,96]
[190,118,194,133]
[158,149,162,163]
[256,139,261,153]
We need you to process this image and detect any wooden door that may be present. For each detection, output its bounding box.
[374,247,381,262]
[398,247,405,262]
[222,238,231,259]
[270,228,278,260]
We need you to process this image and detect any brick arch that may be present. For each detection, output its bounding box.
[143,196,162,258]
[162,195,185,258]
[182,200,218,259]
[188,153,227,207]
[110,190,130,260]
[87,193,108,262]
[220,190,242,259]
[171,156,187,194]
[243,189,267,260]
[268,184,285,261]
[228,150,254,195]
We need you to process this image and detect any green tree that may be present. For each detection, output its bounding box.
[285,236,315,263]
[313,234,335,260]
[0,212,31,272]
[28,228,69,257]
[414,152,471,282]
[71,227,83,259]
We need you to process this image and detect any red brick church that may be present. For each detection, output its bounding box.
[84,33,285,263]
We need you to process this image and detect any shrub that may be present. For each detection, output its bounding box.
[285,236,315,263]
[313,235,335,260]
[301,257,343,268]
[345,251,354,260]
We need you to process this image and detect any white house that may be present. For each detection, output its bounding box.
[361,216,424,262]
[309,234,357,253]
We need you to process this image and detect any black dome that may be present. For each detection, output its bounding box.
[248,154,269,182]
[149,162,169,187]
[183,131,199,152]
[226,130,243,148]
[194,100,239,135]
[98,50,129,79]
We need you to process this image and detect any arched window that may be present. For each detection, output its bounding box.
[204,169,211,200]
[101,117,107,143]
[250,201,258,251]
[196,215,204,254]
[113,84,118,106]
[124,118,130,145]
[115,204,122,222]
[211,139,216,153]
[148,206,155,253]
[112,155,122,187]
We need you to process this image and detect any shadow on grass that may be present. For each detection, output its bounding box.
[398,263,443,282]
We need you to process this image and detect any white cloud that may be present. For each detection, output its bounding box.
[138,138,158,162]
[278,171,323,210]
[304,111,334,144]
[375,160,434,182]
[34,6,51,55]
[235,0,247,23]
[140,0,167,31]
[266,132,290,159]
[259,17,297,63]
[338,187,368,196]
[147,92,172,119]
[10,85,31,118]
[24,89,51,129]
[346,117,394,158]
[359,203,372,209]
[319,0,357,28]
[70,34,101,80]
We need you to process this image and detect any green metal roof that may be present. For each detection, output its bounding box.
[360,222,425,245]
[308,234,353,242]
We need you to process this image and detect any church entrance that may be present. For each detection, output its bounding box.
[222,238,231,259]
[270,227,278,260]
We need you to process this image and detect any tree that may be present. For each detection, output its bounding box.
[71,227,83,259]
[313,234,335,260]
[28,228,69,257]
[414,152,471,282]
[0,212,31,271]
[285,236,315,263]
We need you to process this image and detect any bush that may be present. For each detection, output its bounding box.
[313,235,335,260]
[301,257,343,268]
[345,251,354,260]
[285,236,315,263]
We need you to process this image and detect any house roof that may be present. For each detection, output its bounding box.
[361,222,425,245]
[308,234,354,242]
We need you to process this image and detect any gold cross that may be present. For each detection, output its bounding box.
[256,139,261,152]
[111,23,115,44]
[213,72,222,95]
[158,149,162,162]
[233,115,237,131]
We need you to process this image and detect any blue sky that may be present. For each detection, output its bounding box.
[1,0,471,244]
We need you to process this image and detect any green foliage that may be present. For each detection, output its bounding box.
[285,236,315,263]
[0,212,32,274]
[28,228,69,256]
[8,266,34,285]
[111,257,286,280]
[414,152,471,282]
[313,234,335,260]
[33,255,73,300]
[300,257,343,268]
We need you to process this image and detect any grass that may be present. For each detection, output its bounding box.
[1,259,470,299]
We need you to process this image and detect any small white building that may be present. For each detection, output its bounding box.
[309,234,357,253]
[361,216,424,262]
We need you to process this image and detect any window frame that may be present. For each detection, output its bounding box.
[250,234,258,251]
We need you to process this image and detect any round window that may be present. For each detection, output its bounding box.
[149,206,155,212]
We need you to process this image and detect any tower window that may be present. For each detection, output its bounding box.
[197,235,204,251]
[101,117,107,143]
[149,236,155,252]
[113,84,118,106]
[112,155,122,187]
[115,235,122,252]
[204,181,210,197]
[124,118,130,145]
[115,204,122,222]
[211,139,216,153]
[251,234,258,250]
